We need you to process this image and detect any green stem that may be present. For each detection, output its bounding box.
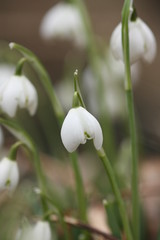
[126,90,139,238]
[9,42,64,125]
[15,57,27,76]
[8,141,25,160]
[70,152,87,222]
[97,148,133,240]
[122,0,139,239]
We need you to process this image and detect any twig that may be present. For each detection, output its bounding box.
[50,214,119,240]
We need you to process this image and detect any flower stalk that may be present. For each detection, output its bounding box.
[15,57,27,76]
[122,0,139,239]
[97,147,133,240]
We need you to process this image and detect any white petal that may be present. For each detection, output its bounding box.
[110,23,123,61]
[77,107,103,150]
[128,22,145,63]
[61,107,103,152]
[32,221,51,240]
[110,18,156,64]
[0,75,38,117]
[138,18,157,63]
[61,108,86,152]
[21,75,38,115]
[0,77,21,117]
[0,157,19,192]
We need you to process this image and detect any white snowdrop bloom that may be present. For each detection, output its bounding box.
[32,221,51,240]
[110,18,157,64]
[0,64,15,85]
[0,75,38,117]
[61,106,103,152]
[40,2,86,47]
[0,157,19,192]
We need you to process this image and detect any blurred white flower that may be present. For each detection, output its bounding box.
[16,221,51,240]
[82,51,140,119]
[55,78,73,111]
[0,157,19,192]
[32,221,51,240]
[110,18,157,64]
[40,2,86,47]
[0,75,38,117]
[61,106,103,152]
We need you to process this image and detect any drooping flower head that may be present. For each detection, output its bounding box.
[110,17,157,64]
[40,2,86,47]
[0,75,38,117]
[61,106,103,152]
[0,157,19,192]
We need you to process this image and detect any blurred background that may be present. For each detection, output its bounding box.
[0,0,160,239]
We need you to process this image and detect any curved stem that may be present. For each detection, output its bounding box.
[8,141,25,160]
[97,148,133,240]
[122,0,139,239]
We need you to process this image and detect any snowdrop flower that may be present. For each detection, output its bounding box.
[0,75,38,117]
[16,221,51,240]
[110,18,157,64]
[32,221,51,240]
[0,157,19,192]
[61,106,103,152]
[82,52,140,119]
[40,2,86,47]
